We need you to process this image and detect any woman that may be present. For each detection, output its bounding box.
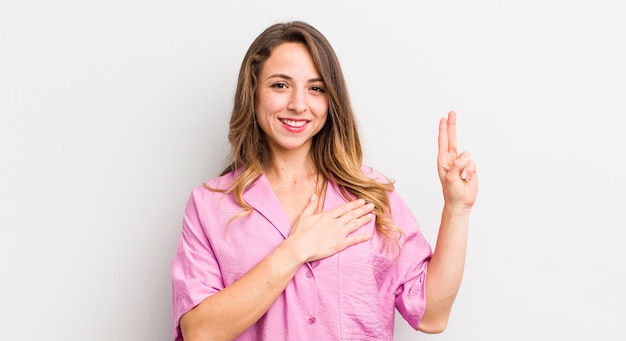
[171,21,477,341]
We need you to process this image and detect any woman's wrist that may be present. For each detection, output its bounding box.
[442,202,473,218]
[278,237,310,265]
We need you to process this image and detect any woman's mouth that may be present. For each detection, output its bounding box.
[279,118,308,128]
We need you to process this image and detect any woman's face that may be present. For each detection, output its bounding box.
[255,42,329,155]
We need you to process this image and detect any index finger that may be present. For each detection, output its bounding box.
[327,198,366,219]
[438,111,458,155]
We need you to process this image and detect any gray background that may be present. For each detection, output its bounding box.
[2,0,625,340]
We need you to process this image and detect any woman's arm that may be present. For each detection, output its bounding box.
[418,111,478,333]
[180,195,375,341]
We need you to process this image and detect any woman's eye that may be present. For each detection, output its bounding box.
[311,86,325,93]
[272,83,287,89]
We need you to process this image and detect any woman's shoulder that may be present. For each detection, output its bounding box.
[202,171,237,189]
[188,171,238,198]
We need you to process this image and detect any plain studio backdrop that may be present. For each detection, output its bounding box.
[1,1,625,340]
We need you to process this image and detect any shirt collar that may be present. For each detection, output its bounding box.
[241,174,348,240]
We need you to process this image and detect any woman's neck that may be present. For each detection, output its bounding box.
[265,158,318,186]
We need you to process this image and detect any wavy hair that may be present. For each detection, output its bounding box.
[208,21,402,246]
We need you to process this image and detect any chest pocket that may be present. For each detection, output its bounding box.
[337,241,394,340]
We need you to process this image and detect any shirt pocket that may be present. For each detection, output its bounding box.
[337,243,392,340]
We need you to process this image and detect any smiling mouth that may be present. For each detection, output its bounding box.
[279,118,308,128]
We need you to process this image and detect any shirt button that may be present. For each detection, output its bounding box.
[306,271,313,278]
[308,317,316,325]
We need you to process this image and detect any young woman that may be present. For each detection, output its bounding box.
[171,21,478,341]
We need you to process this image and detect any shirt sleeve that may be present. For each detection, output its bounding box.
[171,189,224,341]
[388,189,433,329]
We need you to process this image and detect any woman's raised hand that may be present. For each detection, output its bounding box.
[437,111,478,208]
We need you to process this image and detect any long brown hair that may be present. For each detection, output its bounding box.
[210,21,402,245]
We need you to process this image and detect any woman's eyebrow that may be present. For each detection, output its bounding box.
[267,73,291,80]
[267,74,324,83]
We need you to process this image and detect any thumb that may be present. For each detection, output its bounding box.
[451,152,471,174]
[444,153,469,184]
[299,194,319,218]
[291,194,319,235]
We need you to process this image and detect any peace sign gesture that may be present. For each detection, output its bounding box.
[437,111,478,208]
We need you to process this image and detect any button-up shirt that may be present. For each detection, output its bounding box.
[171,168,432,340]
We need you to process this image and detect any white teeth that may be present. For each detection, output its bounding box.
[280,118,307,127]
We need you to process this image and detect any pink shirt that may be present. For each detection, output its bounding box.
[171,168,432,340]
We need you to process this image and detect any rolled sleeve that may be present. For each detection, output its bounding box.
[171,189,224,341]
[395,257,429,328]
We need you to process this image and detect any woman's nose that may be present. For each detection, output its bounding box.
[287,89,307,113]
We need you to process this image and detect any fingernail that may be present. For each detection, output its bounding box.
[460,170,468,180]
[310,194,317,202]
